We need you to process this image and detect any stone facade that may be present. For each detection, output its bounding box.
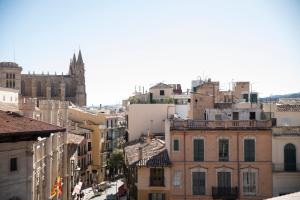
[0,50,86,106]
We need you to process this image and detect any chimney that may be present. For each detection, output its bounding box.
[147,129,151,144]
[138,147,143,160]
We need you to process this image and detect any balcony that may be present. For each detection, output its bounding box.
[212,187,238,200]
[149,176,165,187]
[273,163,300,172]
[171,120,272,130]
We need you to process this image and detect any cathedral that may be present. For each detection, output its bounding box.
[0,50,87,106]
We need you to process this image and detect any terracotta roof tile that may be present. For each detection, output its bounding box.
[0,110,65,142]
[125,138,171,167]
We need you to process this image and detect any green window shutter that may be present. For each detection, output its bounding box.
[194,139,204,161]
[173,139,179,151]
[217,172,231,187]
[284,143,296,171]
[192,172,206,195]
[244,139,255,162]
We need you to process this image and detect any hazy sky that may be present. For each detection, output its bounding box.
[0,0,300,105]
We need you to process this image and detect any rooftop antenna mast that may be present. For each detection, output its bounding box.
[13,47,16,62]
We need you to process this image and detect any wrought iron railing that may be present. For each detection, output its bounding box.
[171,120,272,130]
[212,187,238,199]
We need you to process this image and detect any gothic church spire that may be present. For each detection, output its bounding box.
[77,50,83,65]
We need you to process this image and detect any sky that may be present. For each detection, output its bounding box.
[0,0,300,105]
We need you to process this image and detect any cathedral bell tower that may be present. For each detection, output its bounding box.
[70,50,86,106]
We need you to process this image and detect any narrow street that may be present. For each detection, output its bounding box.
[81,179,126,200]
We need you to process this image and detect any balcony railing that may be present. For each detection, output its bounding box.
[149,176,165,187]
[212,187,238,200]
[171,120,272,130]
[273,163,300,172]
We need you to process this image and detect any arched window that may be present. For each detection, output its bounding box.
[21,80,26,95]
[37,81,42,97]
[284,143,296,171]
[51,83,57,97]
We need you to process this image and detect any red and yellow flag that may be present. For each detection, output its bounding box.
[50,176,63,199]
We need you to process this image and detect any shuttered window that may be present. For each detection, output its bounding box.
[173,139,179,151]
[217,172,231,187]
[284,143,296,171]
[148,193,166,200]
[150,168,164,186]
[194,139,204,161]
[244,139,255,162]
[192,172,206,195]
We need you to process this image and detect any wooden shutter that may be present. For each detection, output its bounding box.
[192,172,205,195]
[199,172,206,195]
[217,172,231,187]
[148,193,152,200]
[194,139,204,161]
[174,139,179,151]
[284,143,296,171]
[244,139,255,162]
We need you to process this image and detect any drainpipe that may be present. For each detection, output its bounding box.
[237,131,240,200]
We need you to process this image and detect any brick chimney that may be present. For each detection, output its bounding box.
[138,147,143,160]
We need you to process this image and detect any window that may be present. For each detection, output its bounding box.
[243,171,256,195]
[160,90,164,96]
[217,172,231,187]
[88,142,92,151]
[250,93,257,103]
[77,146,81,156]
[219,139,229,161]
[173,170,181,187]
[37,81,42,97]
[233,112,239,120]
[244,139,255,162]
[249,112,256,120]
[215,114,222,120]
[192,171,206,195]
[10,157,17,171]
[150,168,164,186]
[148,193,165,200]
[6,73,16,88]
[284,143,296,171]
[242,93,249,102]
[194,138,204,161]
[173,139,179,152]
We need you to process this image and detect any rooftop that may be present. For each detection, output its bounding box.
[170,119,272,130]
[0,110,65,143]
[273,126,300,136]
[124,138,171,167]
[277,104,300,112]
[0,62,21,68]
[149,82,173,90]
[266,191,300,200]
